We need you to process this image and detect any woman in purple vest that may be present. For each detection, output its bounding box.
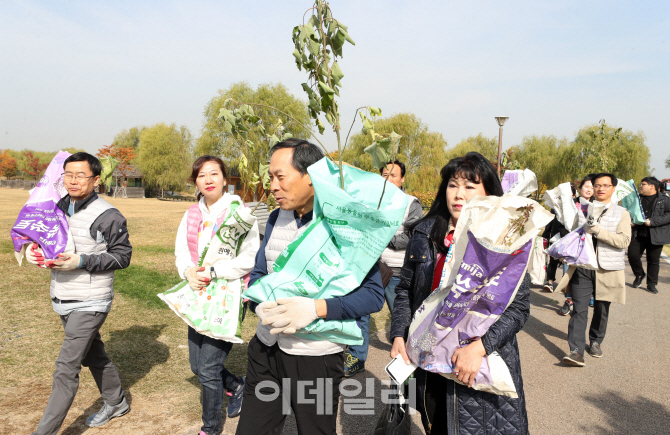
[174,156,260,435]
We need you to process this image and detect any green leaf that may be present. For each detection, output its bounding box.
[283,132,293,139]
[300,24,315,43]
[340,28,355,45]
[362,118,374,135]
[269,134,280,147]
[330,61,344,86]
[259,163,271,190]
[388,131,402,156]
[308,14,320,29]
[308,37,320,56]
[369,106,382,116]
[331,30,345,56]
[316,118,325,134]
[224,121,233,134]
[318,81,335,96]
[325,111,334,125]
[293,49,302,70]
[364,138,392,169]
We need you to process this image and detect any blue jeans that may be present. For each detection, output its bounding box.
[349,276,400,363]
[188,327,239,434]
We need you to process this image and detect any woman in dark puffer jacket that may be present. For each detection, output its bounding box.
[390,152,530,435]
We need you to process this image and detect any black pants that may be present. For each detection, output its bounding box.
[235,335,344,435]
[628,236,664,286]
[567,268,610,354]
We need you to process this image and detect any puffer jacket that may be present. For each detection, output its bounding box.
[391,218,530,435]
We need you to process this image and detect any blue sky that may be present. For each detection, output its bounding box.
[1,0,669,178]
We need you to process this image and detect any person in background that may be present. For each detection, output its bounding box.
[391,152,530,434]
[558,173,631,367]
[557,175,596,315]
[26,153,132,435]
[344,159,423,377]
[235,139,384,435]
[174,156,260,435]
[628,176,670,294]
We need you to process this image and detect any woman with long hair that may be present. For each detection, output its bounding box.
[174,156,260,435]
[390,152,530,434]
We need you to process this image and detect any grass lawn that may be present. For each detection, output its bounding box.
[0,188,391,434]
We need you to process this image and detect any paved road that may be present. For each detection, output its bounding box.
[213,255,670,434]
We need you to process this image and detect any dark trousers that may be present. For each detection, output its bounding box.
[188,327,240,434]
[567,268,611,354]
[235,335,344,435]
[34,311,123,435]
[628,236,664,286]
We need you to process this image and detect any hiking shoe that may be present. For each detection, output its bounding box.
[647,283,659,294]
[589,297,594,307]
[632,273,646,288]
[85,396,130,427]
[344,353,365,377]
[226,376,245,418]
[587,342,603,358]
[543,281,554,292]
[563,350,585,367]
[559,299,573,316]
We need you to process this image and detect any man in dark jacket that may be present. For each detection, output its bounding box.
[628,176,670,294]
[25,153,132,435]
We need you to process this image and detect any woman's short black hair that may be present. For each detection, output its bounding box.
[63,152,102,177]
[270,138,324,175]
[578,174,596,190]
[409,152,503,253]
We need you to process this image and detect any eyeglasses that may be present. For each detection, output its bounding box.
[62,173,95,182]
[593,184,613,189]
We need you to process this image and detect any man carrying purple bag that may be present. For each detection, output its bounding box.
[557,173,631,367]
[22,153,133,434]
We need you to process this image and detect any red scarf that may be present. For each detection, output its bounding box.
[432,230,454,292]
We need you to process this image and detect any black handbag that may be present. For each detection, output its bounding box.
[373,384,412,435]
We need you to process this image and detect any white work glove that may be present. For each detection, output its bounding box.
[50,253,82,271]
[184,266,209,291]
[262,297,319,335]
[25,243,45,267]
[584,222,600,236]
[255,301,278,322]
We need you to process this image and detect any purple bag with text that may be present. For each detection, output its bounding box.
[546,227,598,270]
[406,195,553,397]
[11,151,71,262]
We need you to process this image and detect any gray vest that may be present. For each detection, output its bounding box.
[380,195,417,269]
[265,209,301,274]
[596,204,626,271]
[50,197,116,301]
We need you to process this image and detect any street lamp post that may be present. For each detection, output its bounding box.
[495,117,509,177]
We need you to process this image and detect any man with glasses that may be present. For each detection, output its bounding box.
[26,153,132,435]
[628,177,670,294]
[557,173,631,366]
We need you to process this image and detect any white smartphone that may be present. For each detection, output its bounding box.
[385,354,418,385]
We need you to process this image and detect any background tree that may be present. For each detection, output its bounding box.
[137,123,193,196]
[341,113,448,191]
[561,121,650,182]
[0,150,18,179]
[22,151,49,180]
[445,134,498,163]
[515,135,569,188]
[196,82,311,172]
[112,126,144,152]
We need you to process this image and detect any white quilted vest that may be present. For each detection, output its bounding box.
[596,204,626,271]
[380,195,417,268]
[265,209,300,274]
[50,197,116,301]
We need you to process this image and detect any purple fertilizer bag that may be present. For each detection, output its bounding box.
[406,194,553,397]
[11,151,72,263]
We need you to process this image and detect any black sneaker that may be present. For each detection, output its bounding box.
[647,283,659,294]
[344,353,365,377]
[543,281,554,292]
[226,376,245,418]
[632,273,646,288]
[558,299,573,316]
[587,342,603,358]
[563,350,585,367]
